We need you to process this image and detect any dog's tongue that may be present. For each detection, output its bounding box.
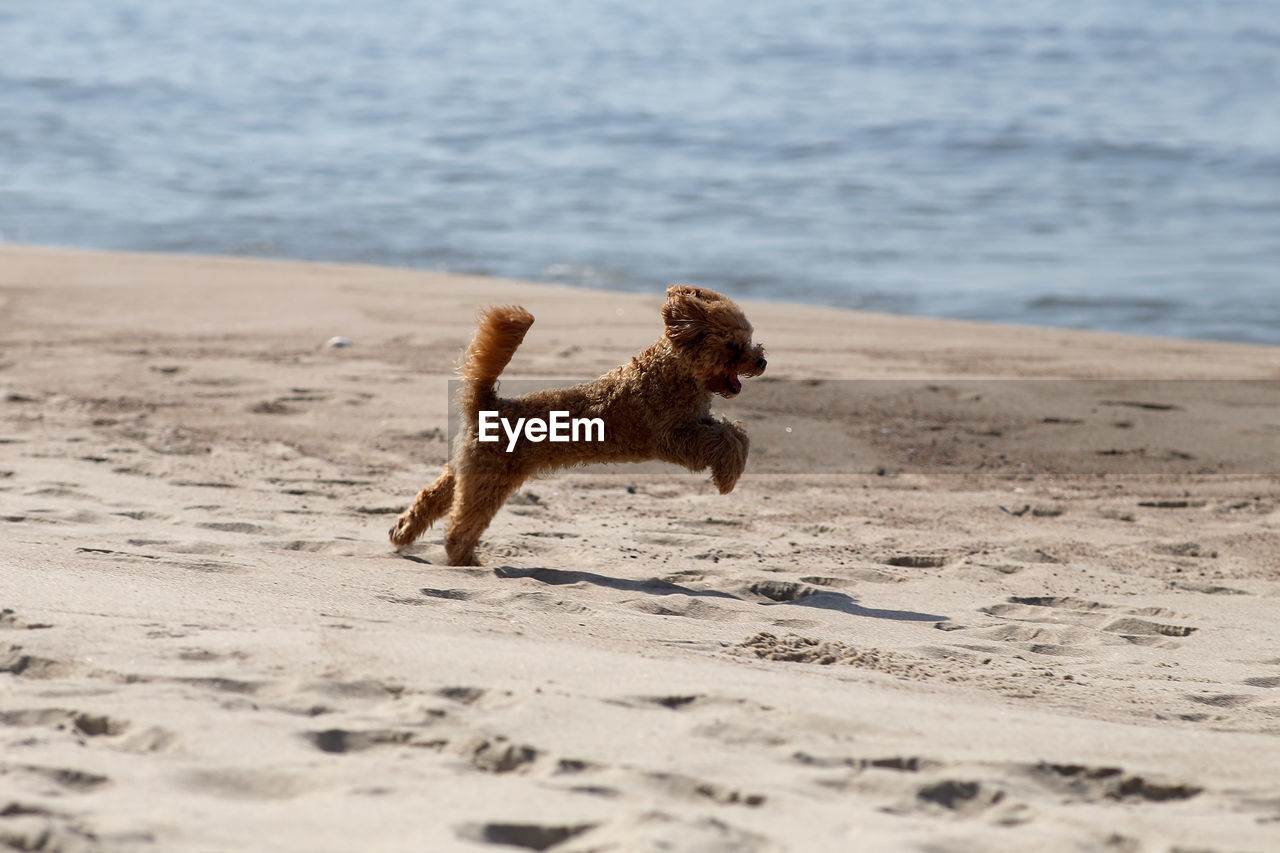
[727,374,742,394]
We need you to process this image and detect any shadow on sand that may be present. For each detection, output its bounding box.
[491,565,946,623]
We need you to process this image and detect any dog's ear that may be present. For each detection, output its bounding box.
[662,285,713,347]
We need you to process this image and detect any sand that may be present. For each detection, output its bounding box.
[2,244,1279,852]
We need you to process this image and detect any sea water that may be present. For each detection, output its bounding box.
[2,0,1277,343]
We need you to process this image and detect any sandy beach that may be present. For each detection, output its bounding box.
[2,244,1279,852]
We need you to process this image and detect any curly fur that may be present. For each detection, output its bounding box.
[389,285,766,566]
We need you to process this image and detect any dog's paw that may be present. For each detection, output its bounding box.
[388,515,418,548]
[711,423,749,494]
[711,468,740,494]
[445,549,483,567]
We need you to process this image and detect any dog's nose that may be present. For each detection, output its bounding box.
[756,357,767,373]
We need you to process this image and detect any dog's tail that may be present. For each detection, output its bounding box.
[457,305,534,419]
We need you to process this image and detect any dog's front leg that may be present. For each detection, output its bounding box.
[708,419,749,494]
[664,419,750,494]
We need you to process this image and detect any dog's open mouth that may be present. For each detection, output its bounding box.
[726,374,742,395]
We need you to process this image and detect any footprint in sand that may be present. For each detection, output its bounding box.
[1004,595,1111,610]
[734,633,928,677]
[304,728,445,754]
[604,813,779,852]
[0,645,68,678]
[500,591,593,615]
[171,675,268,698]
[1099,616,1196,640]
[638,771,766,806]
[668,517,748,536]
[743,580,819,603]
[127,539,225,556]
[248,398,307,414]
[1184,693,1256,708]
[627,596,743,620]
[792,751,940,774]
[0,707,177,754]
[457,735,541,774]
[177,648,249,663]
[458,812,778,852]
[179,768,313,801]
[1153,541,1218,558]
[884,554,949,568]
[0,709,126,737]
[616,694,769,714]
[3,765,112,796]
[25,485,94,500]
[303,678,409,703]
[30,508,110,525]
[633,532,710,548]
[1173,581,1247,595]
[261,540,352,553]
[455,821,598,851]
[164,558,246,574]
[75,547,161,563]
[434,685,522,713]
[112,510,171,522]
[965,596,1197,656]
[1023,761,1202,803]
[965,623,1095,657]
[197,521,267,535]
[906,779,1008,817]
[0,609,53,631]
[351,504,402,516]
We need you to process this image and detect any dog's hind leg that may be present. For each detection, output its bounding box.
[443,473,522,566]
[389,465,456,548]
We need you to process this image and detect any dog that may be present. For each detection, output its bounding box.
[389,284,767,565]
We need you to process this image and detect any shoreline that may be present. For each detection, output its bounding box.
[5,242,1280,367]
[2,243,1278,851]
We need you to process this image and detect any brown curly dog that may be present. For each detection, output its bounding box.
[389,284,767,565]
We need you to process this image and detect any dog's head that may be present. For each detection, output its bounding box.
[661,285,767,397]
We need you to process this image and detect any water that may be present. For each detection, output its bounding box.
[2,0,1278,344]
